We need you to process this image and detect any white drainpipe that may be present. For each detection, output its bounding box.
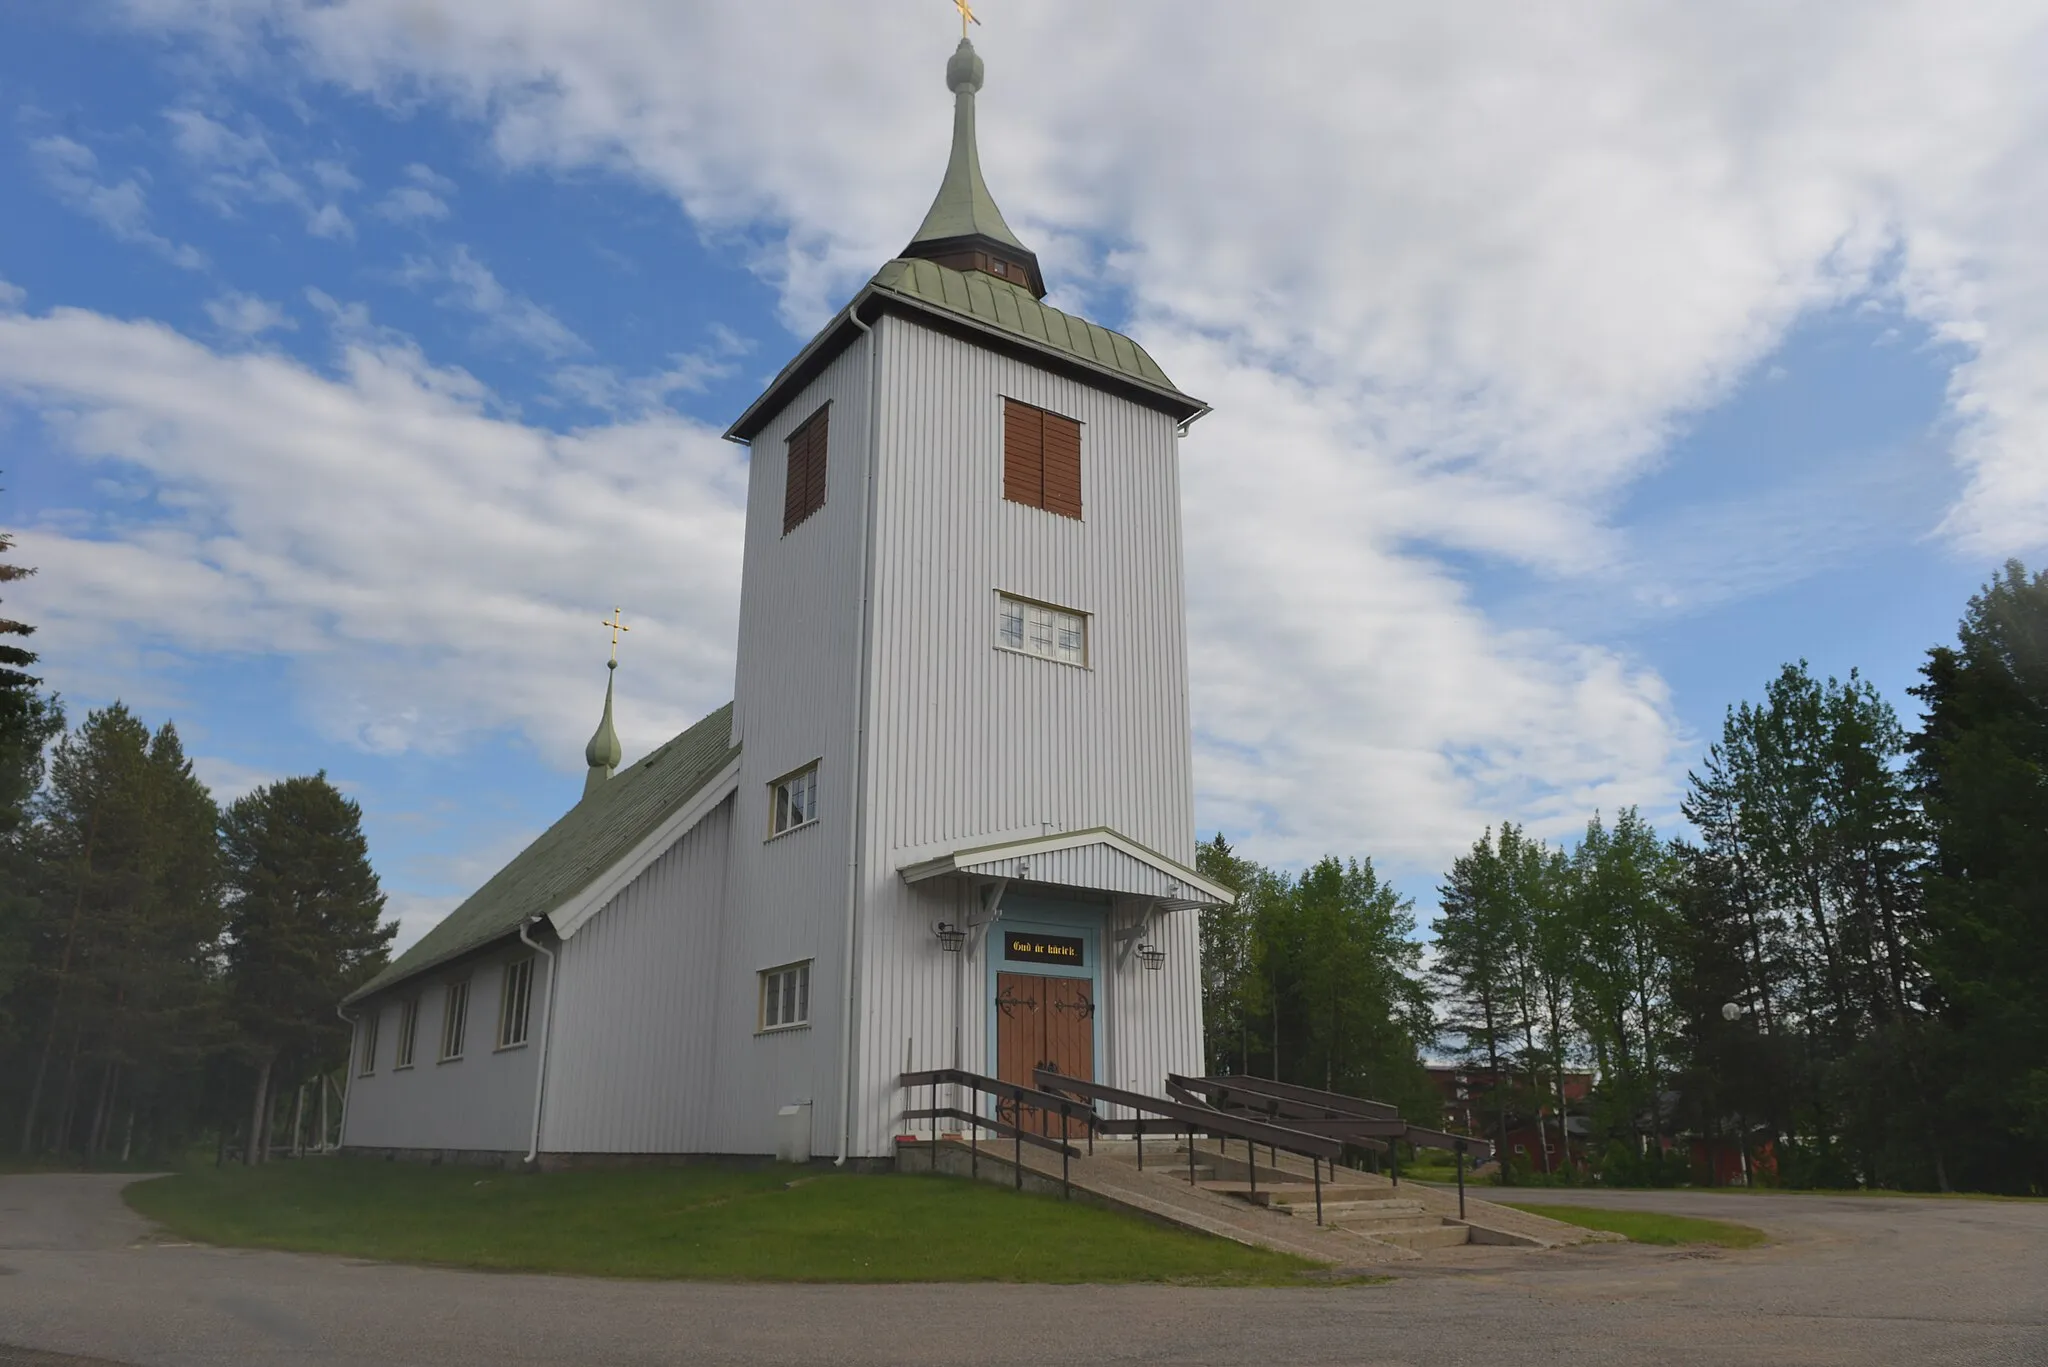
[518,919,559,1166]
[333,1002,358,1151]
[835,306,883,1165]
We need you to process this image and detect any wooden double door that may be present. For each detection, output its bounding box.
[994,971,1094,1137]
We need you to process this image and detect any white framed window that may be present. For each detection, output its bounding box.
[394,998,419,1069]
[497,957,535,1049]
[759,961,812,1033]
[440,979,470,1061]
[357,1009,379,1077]
[996,592,1087,666]
[768,763,820,838]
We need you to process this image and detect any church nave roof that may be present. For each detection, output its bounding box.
[348,702,739,1002]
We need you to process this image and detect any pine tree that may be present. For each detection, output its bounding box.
[221,774,394,1163]
[1282,856,1433,1118]
[1195,834,1263,1075]
[0,527,60,835]
[0,527,63,1082]
[1683,662,1935,1186]
[14,706,222,1157]
[1910,560,2048,1193]
[1564,810,1680,1164]
[1431,828,1526,1175]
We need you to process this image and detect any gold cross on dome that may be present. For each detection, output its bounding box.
[600,607,630,665]
[954,0,981,38]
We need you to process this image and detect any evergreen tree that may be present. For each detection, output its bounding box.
[1563,809,1679,1159]
[0,526,64,1082]
[0,527,60,836]
[1273,856,1434,1118]
[1431,828,1526,1174]
[1196,834,1268,1076]
[1910,561,2048,1193]
[221,773,394,1163]
[13,706,222,1157]
[1683,662,1935,1186]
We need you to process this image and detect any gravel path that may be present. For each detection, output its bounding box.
[2,1172,2043,1365]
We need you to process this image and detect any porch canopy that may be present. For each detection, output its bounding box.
[897,826,1234,911]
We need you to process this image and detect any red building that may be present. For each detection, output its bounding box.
[1424,1062,1595,1174]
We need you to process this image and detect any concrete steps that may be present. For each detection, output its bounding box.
[896,1131,1596,1264]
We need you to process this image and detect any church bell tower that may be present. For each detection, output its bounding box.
[720,32,1231,1161]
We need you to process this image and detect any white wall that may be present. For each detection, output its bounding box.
[842,314,1208,1156]
[541,797,734,1153]
[342,943,547,1154]
[718,335,878,1157]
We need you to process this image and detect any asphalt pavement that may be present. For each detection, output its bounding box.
[1,1172,2043,1365]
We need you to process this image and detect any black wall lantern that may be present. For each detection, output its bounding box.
[1136,942,1165,970]
[934,922,966,953]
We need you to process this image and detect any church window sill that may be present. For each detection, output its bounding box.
[764,817,820,844]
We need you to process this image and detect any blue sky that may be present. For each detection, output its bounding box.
[4,3,2044,946]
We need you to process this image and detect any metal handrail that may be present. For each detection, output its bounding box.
[1035,1069,1340,1224]
[1171,1074,1491,1156]
[897,1067,1093,1198]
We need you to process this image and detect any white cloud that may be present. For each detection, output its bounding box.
[163,106,356,241]
[29,135,207,270]
[552,325,751,414]
[191,754,277,801]
[204,290,295,337]
[0,280,23,313]
[384,893,459,951]
[88,0,2048,873]
[398,245,586,357]
[373,162,456,223]
[311,159,361,195]
[0,306,748,769]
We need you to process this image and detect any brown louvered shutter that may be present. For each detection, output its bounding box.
[804,405,829,516]
[783,404,829,534]
[1003,398,1044,508]
[1041,411,1082,520]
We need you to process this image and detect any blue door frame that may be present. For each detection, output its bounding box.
[983,895,1104,1106]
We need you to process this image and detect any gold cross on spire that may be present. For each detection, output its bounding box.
[600,607,630,666]
[954,0,981,38]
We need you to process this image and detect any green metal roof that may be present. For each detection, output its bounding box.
[726,258,1202,441]
[908,39,1029,256]
[873,257,1186,396]
[348,703,739,1002]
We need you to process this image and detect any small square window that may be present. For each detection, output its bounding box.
[995,593,1087,666]
[769,763,820,837]
[760,961,812,1032]
[440,979,470,1061]
[394,998,419,1069]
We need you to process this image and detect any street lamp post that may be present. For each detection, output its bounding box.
[1722,1001,1756,1188]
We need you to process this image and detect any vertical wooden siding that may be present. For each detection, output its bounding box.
[341,949,548,1153]
[845,315,1205,1155]
[541,798,733,1154]
[721,339,877,1157]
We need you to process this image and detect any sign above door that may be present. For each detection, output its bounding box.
[1003,931,1084,966]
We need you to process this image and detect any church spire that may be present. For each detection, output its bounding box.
[583,609,628,799]
[900,35,1047,298]
[583,662,623,798]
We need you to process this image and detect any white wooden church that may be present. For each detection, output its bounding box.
[339,37,1233,1166]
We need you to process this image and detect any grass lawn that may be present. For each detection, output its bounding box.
[126,1158,1341,1285]
[1498,1202,1767,1248]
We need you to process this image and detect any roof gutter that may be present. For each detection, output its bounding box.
[834,308,884,1166]
[518,918,559,1166]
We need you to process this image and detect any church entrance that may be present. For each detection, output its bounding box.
[994,971,1094,1136]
